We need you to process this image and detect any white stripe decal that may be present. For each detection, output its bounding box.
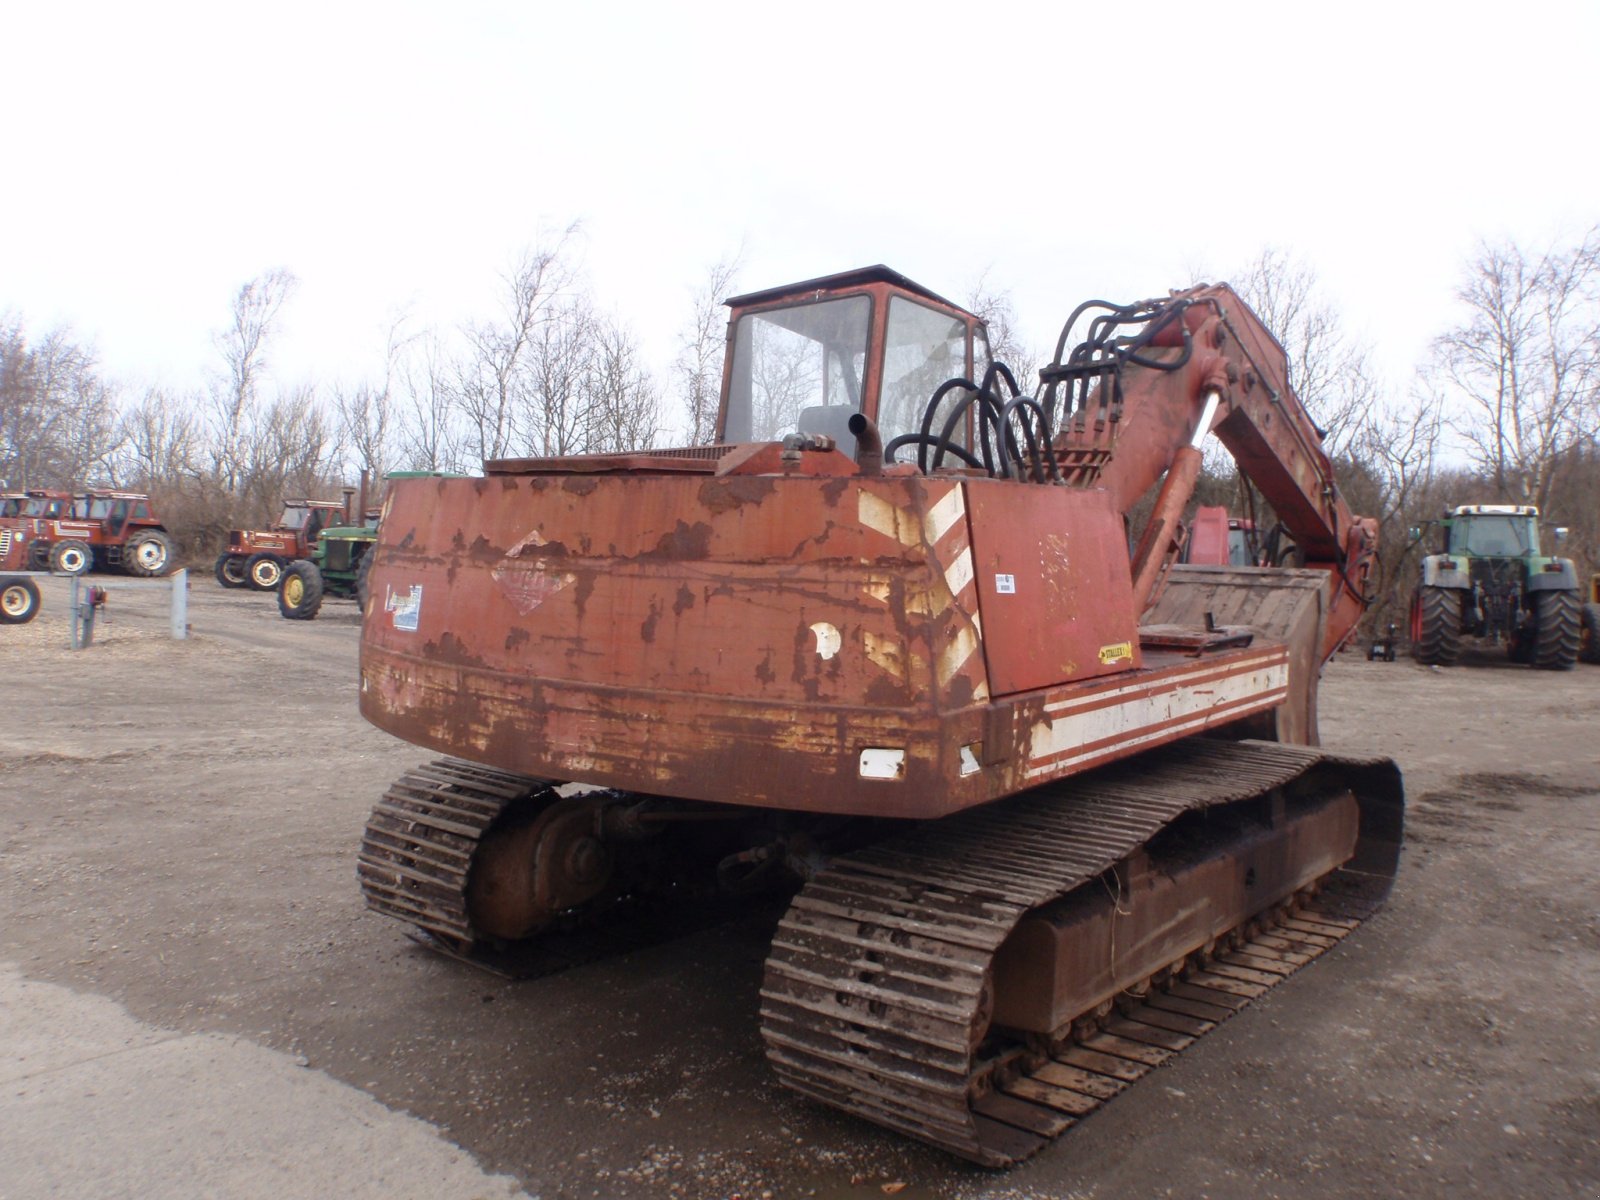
[1025,690,1287,778]
[924,485,966,544]
[1040,649,1286,715]
[943,547,975,599]
[1026,662,1289,776]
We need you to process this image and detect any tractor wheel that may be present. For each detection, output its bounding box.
[278,561,325,621]
[1532,589,1580,670]
[245,553,284,590]
[50,539,93,576]
[215,553,247,589]
[0,577,40,624]
[1410,586,1461,666]
[124,530,175,577]
[1581,603,1600,665]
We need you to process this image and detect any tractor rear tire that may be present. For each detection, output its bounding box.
[215,554,247,589]
[0,577,40,624]
[245,553,285,590]
[1532,589,1580,670]
[124,530,175,577]
[1410,586,1461,666]
[50,539,93,576]
[278,561,324,621]
[1581,603,1600,665]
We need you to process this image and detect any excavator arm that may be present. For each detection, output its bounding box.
[1041,284,1377,660]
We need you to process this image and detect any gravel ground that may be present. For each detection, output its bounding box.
[1,572,1596,1199]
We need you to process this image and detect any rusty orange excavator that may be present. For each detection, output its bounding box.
[355,266,1403,1165]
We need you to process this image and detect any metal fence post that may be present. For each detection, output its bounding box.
[171,568,188,639]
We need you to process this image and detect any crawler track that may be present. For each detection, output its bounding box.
[759,740,1403,1165]
[357,759,556,948]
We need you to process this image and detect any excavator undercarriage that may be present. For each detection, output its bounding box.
[353,266,1404,1165]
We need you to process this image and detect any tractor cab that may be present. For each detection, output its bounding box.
[276,500,348,540]
[14,490,72,521]
[1442,505,1540,558]
[75,490,157,537]
[717,265,990,459]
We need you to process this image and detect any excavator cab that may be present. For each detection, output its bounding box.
[718,266,988,457]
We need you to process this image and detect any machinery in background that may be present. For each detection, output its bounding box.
[1410,504,1580,669]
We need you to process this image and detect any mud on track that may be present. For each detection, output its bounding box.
[3,576,1598,1199]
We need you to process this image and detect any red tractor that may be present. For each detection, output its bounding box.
[9,489,176,576]
[0,524,41,624]
[215,499,352,590]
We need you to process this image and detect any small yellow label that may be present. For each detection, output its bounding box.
[1098,641,1134,665]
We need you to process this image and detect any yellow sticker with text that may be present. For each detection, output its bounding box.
[1098,641,1134,665]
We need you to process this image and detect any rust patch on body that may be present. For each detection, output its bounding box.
[699,476,775,515]
[649,521,714,561]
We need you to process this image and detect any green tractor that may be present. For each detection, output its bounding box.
[1410,504,1580,669]
[277,513,378,621]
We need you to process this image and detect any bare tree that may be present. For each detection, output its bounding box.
[209,268,297,493]
[454,234,578,464]
[1350,387,1449,628]
[396,331,464,472]
[1433,228,1600,510]
[584,313,660,453]
[115,387,202,490]
[334,316,413,483]
[1230,248,1376,455]
[519,293,596,458]
[965,270,1040,393]
[239,386,332,517]
[0,318,121,488]
[674,255,741,445]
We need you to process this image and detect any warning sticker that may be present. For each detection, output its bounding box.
[386,584,423,632]
[995,574,1016,595]
[1098,641,1134,665]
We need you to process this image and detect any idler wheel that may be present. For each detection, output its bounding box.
[466,797,615,940]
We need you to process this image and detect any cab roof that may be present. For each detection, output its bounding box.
[1451,504,1537,516]
[724,264,974,318]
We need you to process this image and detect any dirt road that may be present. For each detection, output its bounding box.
[2,576,1597,1198]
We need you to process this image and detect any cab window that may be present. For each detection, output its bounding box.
[879,297,970,449]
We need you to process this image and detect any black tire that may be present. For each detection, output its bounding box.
[245,553,284,590]
[0,577,40,624]
[278,560,324,620]
[124,529,175,577]
[50,539,93,576]
[1532,589,1580,670]
[1581,603,1600,665]
[1410,586,1461,666]
[215,553,247,589]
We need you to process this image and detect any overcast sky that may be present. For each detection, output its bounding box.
[3,0,1595,426]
